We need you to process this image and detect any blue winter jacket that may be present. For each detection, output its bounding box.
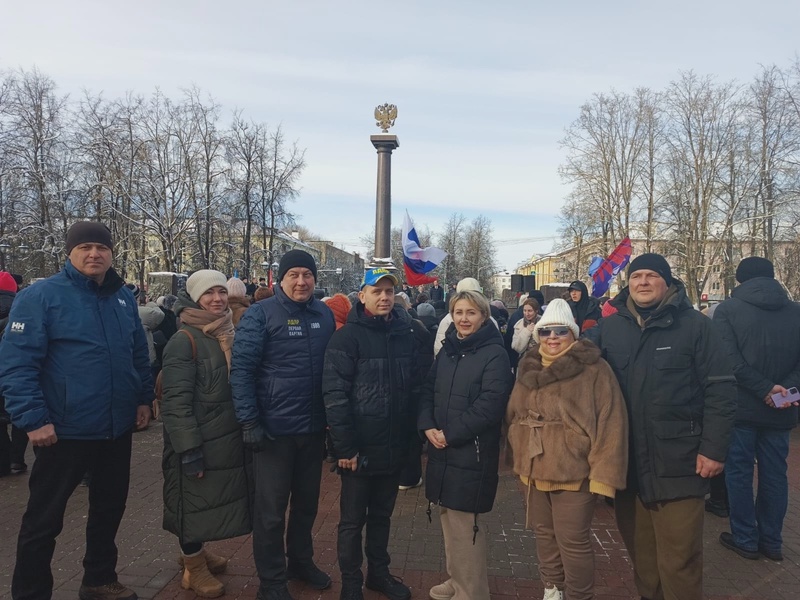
[230,284,335,436]
[0,260,154,439]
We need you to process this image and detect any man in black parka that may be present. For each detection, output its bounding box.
[323,268,432,600]
[713,257,800,562]
[591,253,735,600]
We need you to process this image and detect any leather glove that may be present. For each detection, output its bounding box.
[242,420,271,453]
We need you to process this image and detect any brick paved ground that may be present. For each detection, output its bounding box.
[2,423,799,599]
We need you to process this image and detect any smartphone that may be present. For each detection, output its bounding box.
[771,387,800,407]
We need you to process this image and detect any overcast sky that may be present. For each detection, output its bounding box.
[1,1,798,271]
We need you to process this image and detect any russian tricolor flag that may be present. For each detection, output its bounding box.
[402,211,448,286]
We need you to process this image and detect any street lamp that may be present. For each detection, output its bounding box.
[0,241,28,273]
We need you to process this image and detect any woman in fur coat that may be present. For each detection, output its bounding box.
[506,299,628,600]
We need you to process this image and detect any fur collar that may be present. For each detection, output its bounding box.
[517,338,601,390]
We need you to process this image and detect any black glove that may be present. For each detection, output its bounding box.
[242,420,271,453]
[181,447,204,477]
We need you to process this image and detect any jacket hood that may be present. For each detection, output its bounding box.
[442,318,504,355]
[569,280,589,297]
[173,290,201,316]
[731,277,789,311]
[138,304,165,329]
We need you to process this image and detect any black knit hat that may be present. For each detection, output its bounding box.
[277,250,317,282]
[628,253,672,286]
[736,256,774,283]
[65,221,113,255]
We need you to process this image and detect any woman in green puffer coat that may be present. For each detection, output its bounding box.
[161,270,252,598]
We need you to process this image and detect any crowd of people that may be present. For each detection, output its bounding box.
[1,221,798,600]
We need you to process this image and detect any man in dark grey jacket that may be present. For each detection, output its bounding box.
[713,257,800,562]
[591,253,735,600]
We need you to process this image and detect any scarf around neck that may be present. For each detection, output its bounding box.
[539,340,577,368]
[179,307,235,372]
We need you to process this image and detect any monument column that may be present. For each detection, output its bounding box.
[369,103,399,269]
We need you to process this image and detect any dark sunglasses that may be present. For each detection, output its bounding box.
[538,327,572,338]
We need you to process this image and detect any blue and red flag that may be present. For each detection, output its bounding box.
[401,211,448,286]
[591,237,632,297]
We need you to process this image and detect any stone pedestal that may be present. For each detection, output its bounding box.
[370,134,399,269]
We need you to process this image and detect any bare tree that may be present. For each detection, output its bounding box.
[561,89,656,254]
[255,124,305,268]
[461,215,497,292]
[660,72,741,304]
[436,212,467,286]
[2,68,71,276]
[226,113,263,277]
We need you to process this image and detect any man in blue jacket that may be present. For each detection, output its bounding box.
[0,221,154,600]
[231,250,336,600]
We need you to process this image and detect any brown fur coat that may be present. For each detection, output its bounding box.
[506,338,628,498]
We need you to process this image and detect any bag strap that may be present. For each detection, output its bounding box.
[178,328,197,359]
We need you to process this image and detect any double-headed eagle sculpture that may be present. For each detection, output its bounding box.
[374,103,397,133]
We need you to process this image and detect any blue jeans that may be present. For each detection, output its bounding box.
[725,425,790,553]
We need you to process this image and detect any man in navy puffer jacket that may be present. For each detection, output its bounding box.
[231,250,335,600]
[0,221,153,600]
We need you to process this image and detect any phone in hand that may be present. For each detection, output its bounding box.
[771,387,800,407]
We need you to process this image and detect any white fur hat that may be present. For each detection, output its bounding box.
[186,270,228,303]
[533,298,579,343]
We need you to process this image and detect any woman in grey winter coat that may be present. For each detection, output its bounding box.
[161,270,251,598]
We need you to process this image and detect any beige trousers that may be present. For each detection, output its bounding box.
[615,489,704,600]
[439,507,490,600]
[528,487,597,600]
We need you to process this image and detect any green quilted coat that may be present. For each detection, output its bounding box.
[160,310,252,544]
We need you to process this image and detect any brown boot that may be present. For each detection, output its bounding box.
[177,548,229,574]
[202,549,229,574]
[181,553,224,598]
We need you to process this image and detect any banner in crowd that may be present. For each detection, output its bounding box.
[591,237,632,297]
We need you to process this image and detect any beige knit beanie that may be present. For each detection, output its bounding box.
[533,298,579,343]
[186,270,228,303]
[226,276,247,298]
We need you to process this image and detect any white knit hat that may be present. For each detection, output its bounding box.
[533,298,579,343]
[456,277,482,293]
[186,270,228,303]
